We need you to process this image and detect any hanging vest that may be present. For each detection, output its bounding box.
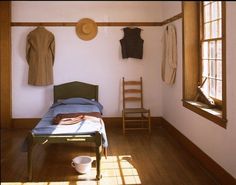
[120,27,144,59]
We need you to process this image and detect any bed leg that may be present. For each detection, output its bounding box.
[96,145,102,180]
[95,132,102,180]
[27,133,34,181]
[104,147,108,159]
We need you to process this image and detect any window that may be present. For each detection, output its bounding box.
[200,1,223,105]
[182,2,227,128]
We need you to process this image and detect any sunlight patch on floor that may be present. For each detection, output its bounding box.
[1,155,141,185]
[0,183,70,185]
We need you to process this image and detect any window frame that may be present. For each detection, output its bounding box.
[182,1,227,128]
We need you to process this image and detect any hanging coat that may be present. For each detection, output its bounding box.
[161,24,177,85]
[26,26,55,86]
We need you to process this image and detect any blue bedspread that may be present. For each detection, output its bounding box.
[32,98,108,147]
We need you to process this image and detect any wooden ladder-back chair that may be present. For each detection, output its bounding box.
[122,77,151,134]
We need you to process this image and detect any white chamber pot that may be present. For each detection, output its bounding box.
[71,156,93,174]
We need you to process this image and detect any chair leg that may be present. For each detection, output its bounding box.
[148,110,151,133]
[122,111,125,134]
[141,113,144,128]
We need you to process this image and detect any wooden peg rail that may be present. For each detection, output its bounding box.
[11,13,182,27]
[11,22,161,27]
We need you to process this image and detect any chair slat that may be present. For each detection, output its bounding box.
[124,97,141,101]
[124,81,141,85]
[123,108,149,113]
[124,89,142,93]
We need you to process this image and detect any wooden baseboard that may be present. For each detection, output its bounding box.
[103,116,162,128]
[12,118,40,129]
[11,117,162,129]
[162,118,236,185]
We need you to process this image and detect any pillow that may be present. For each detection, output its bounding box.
[52,104,101,116]
[61,97,94,104]
[60,98,103,112]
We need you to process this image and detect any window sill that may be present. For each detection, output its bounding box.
[182,100,227,128]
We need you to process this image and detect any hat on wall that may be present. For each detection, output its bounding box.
[76,18,98,41]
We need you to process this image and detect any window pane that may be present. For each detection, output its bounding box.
[217,60,222,80]
[209,41,216,59]
[216,80,222,100]
[218,19,222,37]
[211,2,218,20]
[202,42,209,59]
[217,40,222,59]
[212,21,218,38]
[204,23,211,39]
[210,79,216,97]
[218,1,222,18]
[202,77,209,95]
[209,60,216,78]
[202,59,209,77]
[204,4,210,22]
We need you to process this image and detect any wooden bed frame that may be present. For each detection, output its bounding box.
[27,81,104,181]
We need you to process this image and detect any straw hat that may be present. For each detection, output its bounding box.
[76,18,98,41]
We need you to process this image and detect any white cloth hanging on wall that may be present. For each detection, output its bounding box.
[161,24,177,85]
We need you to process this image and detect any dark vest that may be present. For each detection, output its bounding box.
[120,27,144,59]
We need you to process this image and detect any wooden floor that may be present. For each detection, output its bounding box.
[1,124,219,185]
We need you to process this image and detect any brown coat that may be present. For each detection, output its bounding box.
[26,26,55,86]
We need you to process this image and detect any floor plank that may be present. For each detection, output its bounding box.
[1,125,219,185]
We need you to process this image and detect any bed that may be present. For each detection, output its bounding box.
[27,81,108,181]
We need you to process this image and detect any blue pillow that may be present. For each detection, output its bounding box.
[52,104,102,116]
[60,98,103,112]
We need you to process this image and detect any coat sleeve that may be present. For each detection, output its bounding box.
[168,25,177,69]
[161,30,167,82]
[50,35,55,65]
[26,34,31,65]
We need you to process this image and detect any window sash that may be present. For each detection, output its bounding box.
[201,1,223,101]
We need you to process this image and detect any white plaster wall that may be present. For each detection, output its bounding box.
[161,1,236,178]
[11,1,163,118]
[12,1,163,22]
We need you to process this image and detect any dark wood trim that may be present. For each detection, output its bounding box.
[12,117,162,129]
[0,1,12,129]
[11,22,162,27]
[10,13,182,27]
[183,101,227,128]
[182,2,185,102]
[12,118,40,129]
[161,13,183,26]
[182,2,199,100]
[198,2,203,86]
[162,118,236,185]
[98,22,162,27]
[222,1,227,121]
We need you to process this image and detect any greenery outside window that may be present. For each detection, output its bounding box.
[182,2,227,128]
